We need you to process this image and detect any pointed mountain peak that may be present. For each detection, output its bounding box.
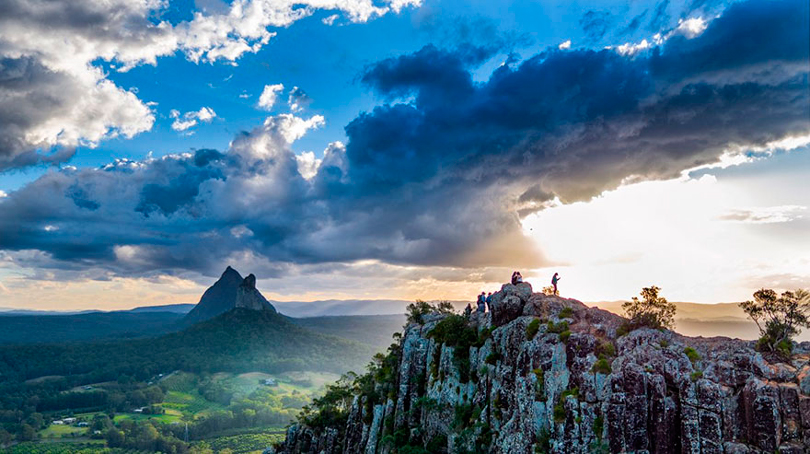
[183,268,274,325]
[222,266,242,279]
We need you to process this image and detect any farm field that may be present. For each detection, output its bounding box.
[22,369,330,452]
[194,430,285,453]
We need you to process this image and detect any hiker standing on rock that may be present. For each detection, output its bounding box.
[485,292,492,312]
[552,272,561,295]
[511,271,523,285]
[477,292,486,313]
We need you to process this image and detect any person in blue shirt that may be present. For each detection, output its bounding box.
[552,273,561,295]
[477,292,486,312]
[485,292,492,311]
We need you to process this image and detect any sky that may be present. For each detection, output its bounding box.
[0,0,808,311]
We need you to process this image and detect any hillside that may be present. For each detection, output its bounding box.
[0,311,184,344]
[0,308,374,385]
[277,283,810,454]
[291,314,406,347]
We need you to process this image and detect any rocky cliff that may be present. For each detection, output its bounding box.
[276,283,810,454]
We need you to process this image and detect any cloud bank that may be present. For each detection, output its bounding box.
[0,0,421,170]
[0,0,807,280]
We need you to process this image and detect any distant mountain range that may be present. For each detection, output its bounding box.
[0,267,395,384]
[3,280,810,342]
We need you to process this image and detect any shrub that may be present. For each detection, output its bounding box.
[561,387,579,400]
[534,428,551,453]
[622,286,677,331]
[533,368,545,398]
[558,307,574,319]
[595,341,615,358]
[546,320,569,334]
[552,402,566,423]
[591,358,611,374]
[690,371,703,382]
[474,327,493,347]
[526,319,541,340]
[559,330,571,343]
[453,403,476,430]
[592,415,604,440]
[554,387,578,421]
[428,315,479,382]
[740,288,810,358]
[659,339,669,348]
[683,347,700,364]
[485,352,501,365]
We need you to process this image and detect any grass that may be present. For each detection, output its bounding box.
[164,390,224,415]
[113,407,183,424]
[39,424,88,438]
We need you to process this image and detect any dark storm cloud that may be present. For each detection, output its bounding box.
[0,57,80,169]
[0,0,807,278]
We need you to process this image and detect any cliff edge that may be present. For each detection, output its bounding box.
[276,283,810,453]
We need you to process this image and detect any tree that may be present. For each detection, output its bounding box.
[17,423,36,441]
[622,286,676,330]
[105,429,125,447]
[0,428,12,447]
[739,288,810,357]
[405,300,455,324]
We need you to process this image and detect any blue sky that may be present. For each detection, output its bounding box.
[0,0,808,310]
[0,0,709,190]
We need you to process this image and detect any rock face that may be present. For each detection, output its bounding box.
[183,266,276,324]
[235,273,276,312]
[276,285,810,454]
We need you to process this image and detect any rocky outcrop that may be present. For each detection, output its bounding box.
[276,284,810,453]
[235,273,276,312]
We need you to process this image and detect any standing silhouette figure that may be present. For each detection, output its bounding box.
[552,273,561,295]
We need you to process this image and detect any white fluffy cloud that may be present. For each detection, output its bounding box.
[170,107,217,132]
[257,84,285,110]
[295,151,322,179]
[0,0,421,170]
[558,40,572,50]
[674,17,709,39]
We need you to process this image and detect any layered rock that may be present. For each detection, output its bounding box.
[276,284,810,453]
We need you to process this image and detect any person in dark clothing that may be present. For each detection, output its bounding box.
[511,271,524,285]
[485,292,492,311]
[552,272,561,295]
[477,292,486,312]
[464,303,473,317]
